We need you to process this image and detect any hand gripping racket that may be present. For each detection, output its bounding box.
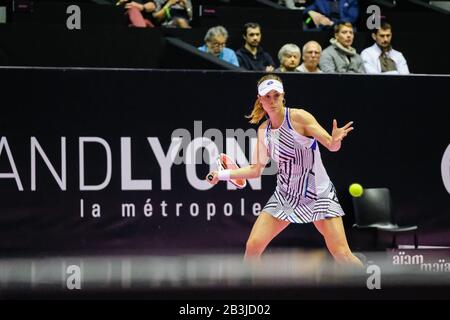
[207,153,247,189]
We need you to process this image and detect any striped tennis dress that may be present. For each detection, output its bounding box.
[262,107,345,223]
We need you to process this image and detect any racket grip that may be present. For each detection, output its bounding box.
[207,174,214,181]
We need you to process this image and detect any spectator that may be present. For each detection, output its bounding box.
[361,22,410,74]
[152,0,192,28]
[304,0,359,29]
[320,22,365,73]
[297,41,323,73]
[275,44,301,72]
[117,0,156,28]
[198,26,239,67]
[236,22,276,72]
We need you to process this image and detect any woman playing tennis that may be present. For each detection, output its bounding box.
[206,74,363,266]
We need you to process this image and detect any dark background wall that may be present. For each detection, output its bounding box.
[0,68,449,256]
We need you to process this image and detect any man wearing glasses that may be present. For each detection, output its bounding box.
[198,25,239,67]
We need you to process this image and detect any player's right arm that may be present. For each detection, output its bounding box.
[206,121,269,185]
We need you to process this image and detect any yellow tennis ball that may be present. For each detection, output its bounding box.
[349,183,363,197]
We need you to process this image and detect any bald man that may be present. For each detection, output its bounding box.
[297,41,323,73]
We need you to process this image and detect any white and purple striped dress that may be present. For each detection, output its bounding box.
[262,107,345,223]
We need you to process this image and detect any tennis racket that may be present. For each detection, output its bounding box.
[207,153,247,189]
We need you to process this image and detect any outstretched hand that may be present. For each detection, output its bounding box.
[332,119,354,142]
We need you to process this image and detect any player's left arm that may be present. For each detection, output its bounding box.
[292,109,354,152]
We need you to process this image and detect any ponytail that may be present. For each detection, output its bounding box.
[246,99,266,124]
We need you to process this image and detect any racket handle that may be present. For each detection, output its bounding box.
[207,174,214,181]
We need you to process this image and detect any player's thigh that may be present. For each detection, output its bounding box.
[317,217,350,247]
[247,212,290,244]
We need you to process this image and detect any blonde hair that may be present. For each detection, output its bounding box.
[246,74,284,124]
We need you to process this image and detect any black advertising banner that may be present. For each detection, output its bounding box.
[0,68,449,254]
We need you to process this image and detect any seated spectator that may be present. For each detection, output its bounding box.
[297,41,323,73]
[117,0,156,28]
[361,22,410,74]
[304,0,359,30]
[198,26,239,67]
[320,22,365,73]
[153,0,192,28]
[275,44,301,72]
[236,22,276,72]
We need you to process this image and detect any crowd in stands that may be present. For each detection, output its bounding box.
[199,20,410,75]
[0,0,412,72]
[115,0,410,74]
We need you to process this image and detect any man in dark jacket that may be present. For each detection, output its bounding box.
[236,22,275,72]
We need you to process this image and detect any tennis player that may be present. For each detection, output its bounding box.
[206,74,363,266]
